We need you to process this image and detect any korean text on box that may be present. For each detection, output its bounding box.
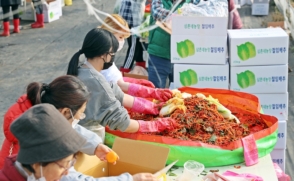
[230,64,288,94]
[174,63,229,89]
[228,28,289,66]
[254,93,288,120]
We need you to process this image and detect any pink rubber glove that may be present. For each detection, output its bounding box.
[241,134,258,166]
[222,171,263,181]
[123,77,155,88]
[131,97,161,115]
[137,118,177,133]
[273,163,291,181]
[128,83,172,102]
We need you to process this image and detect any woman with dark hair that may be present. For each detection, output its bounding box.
[0,75,158,181]
[99,14,173,101]
[0,75,111,169]
[1,104,157,181]
[67,28,176,139]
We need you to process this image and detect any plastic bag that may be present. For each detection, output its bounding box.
[129,65,148,76]
[113,0,121,13]
[178,0,228,17]
[139,15,150,38]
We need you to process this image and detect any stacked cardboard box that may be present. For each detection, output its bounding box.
[238,0,252,7]
[171,16,229,89]
[251,0,270,15]
[228,28,289,171]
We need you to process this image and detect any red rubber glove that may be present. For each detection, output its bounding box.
[123,77,155,88]
[128,83,172,102]
[137,118,177,133]
[131,97,161,115]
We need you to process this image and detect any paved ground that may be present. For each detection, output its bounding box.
[0,0,128,128]
[0,0,293,178]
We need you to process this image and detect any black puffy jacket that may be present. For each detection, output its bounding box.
[0,0,21,7]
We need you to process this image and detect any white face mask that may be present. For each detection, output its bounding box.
[117,39,125,52]
[27,166,46,181]
[69,109,86,128]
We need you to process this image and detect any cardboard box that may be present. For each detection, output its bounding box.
[19,2,36,21]
[270,149,286,171]
[274,120,287,149]
[240,0,252,6]
[156,21,171,35]
[171,35,227,64]
[252,0,269,3]
[43,0,62,23]
[123,73,148,80]
[228,28,289,66]
[171,16,228,36]
[174,63,229,89]
[230,65,288,93]
[55,0,63,16]
[75,137,170,177]
[251,0,270,15]
[267,22,285,29]
[254,93,288,120]
[60,0,65,7]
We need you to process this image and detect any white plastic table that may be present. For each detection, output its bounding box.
[166,154,278,181]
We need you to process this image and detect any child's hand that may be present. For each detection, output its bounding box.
[95,144,119,164]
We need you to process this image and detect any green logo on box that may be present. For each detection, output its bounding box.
[50,12,54,19]
[237,70,256,89]
[177,39,195,58]
[237,42,256,61]
[179,69,198,86]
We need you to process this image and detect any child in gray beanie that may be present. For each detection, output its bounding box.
[0,104,86,181]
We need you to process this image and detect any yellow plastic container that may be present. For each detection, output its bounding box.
[64,0,72,6]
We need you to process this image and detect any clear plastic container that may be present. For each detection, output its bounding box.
[178,160,205,181]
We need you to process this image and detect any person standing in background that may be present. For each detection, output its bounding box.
[99,14,172,102]
[0,0,21,36]
[147,0,196,88]
[31,0,44,28]
[119,0,146,73]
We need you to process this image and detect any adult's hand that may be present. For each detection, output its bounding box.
[132,173,159,181]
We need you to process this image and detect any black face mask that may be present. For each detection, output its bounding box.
[102,55,115,70]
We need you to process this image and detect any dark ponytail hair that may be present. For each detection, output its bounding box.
[67,28,119,76]
[26,75,90,115]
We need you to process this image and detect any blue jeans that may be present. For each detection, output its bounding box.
[148,54,173,88]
